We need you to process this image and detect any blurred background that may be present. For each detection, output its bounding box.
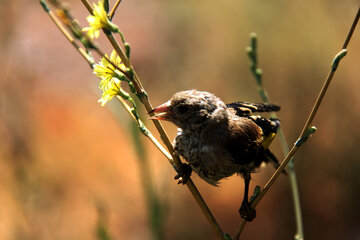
[0,0,359,239]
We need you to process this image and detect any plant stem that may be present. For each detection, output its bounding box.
[234,7,359,238]
[81,0,93,13]
[39,0,93,65]
[277,130,304,240]
[342,8,360,49]
[115,96,174,164]
[110,0,122,20]
[234,133,308,238]
[105,33,145,94]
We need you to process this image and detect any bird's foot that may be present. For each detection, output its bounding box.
[239,201,256,222]
[174,163,192,185]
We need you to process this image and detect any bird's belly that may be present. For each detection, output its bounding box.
[191,157,240,186]
[175,133,241,186]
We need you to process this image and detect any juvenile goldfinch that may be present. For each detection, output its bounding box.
[149,90,281,221]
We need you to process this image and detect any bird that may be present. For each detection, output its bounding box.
[148,90,281,221]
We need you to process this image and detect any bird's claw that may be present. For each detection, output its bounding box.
[239,201,256,222]
[174,163,192,185]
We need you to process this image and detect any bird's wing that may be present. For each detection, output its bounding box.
[248,116,283,172]
[247,115,280,137]
[226,116,281,170]
[225,118,264,166]
[226,102,281,148]
[225,103,283,172]
[226,102,280,116]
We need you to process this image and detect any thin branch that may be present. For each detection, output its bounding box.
[79,2,146,96]
[234,129,313,238]
[40,1,129,77]
[342,7,360,49]
[289,167,303,240]
[40,0,93,66]
[115,96,174,164]
[110,0,122,20]
[105,33,146,94]
[234,7,359,239]
[81,0,93,13]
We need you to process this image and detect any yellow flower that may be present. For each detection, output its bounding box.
[83,1,118,39]
[94,50,128,106]
[94,50,126,90]
[98,78,121,106]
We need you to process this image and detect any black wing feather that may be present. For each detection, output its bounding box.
[247,116,280,136]
[226,102,280,116]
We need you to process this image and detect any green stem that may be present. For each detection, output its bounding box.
[115,96,174,165]
[39,0,94,66]
[290,167,304,240]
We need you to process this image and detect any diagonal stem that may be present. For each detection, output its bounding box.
[39,0,93,66]
[115,96,174,163]
[110,0,122,20]
[81,0,93,13]
[342,8,360,49]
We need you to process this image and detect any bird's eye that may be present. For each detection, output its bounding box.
[177,105,189,115]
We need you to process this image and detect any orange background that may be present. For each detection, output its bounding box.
[0,1,359,239]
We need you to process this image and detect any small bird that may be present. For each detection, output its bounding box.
[149,90,281,221]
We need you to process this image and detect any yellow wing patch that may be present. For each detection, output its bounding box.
[262,132,276,149]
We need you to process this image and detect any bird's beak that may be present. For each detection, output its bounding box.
[148,101,172,121]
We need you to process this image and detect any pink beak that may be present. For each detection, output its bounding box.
[148,101,172,120]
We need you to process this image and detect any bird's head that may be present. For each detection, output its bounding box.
[148,90,227,130]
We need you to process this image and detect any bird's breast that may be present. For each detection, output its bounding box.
[174,128,242,185]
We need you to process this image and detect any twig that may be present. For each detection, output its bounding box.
[110,0,122,20]
[234,127,316,239]
[246,32,304,240]
[342,8,360,49]
[81,0,93,14]
[234,7,359,239]
[116,96,174,164]
[39,0,94,66]
[105,33,145,94]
